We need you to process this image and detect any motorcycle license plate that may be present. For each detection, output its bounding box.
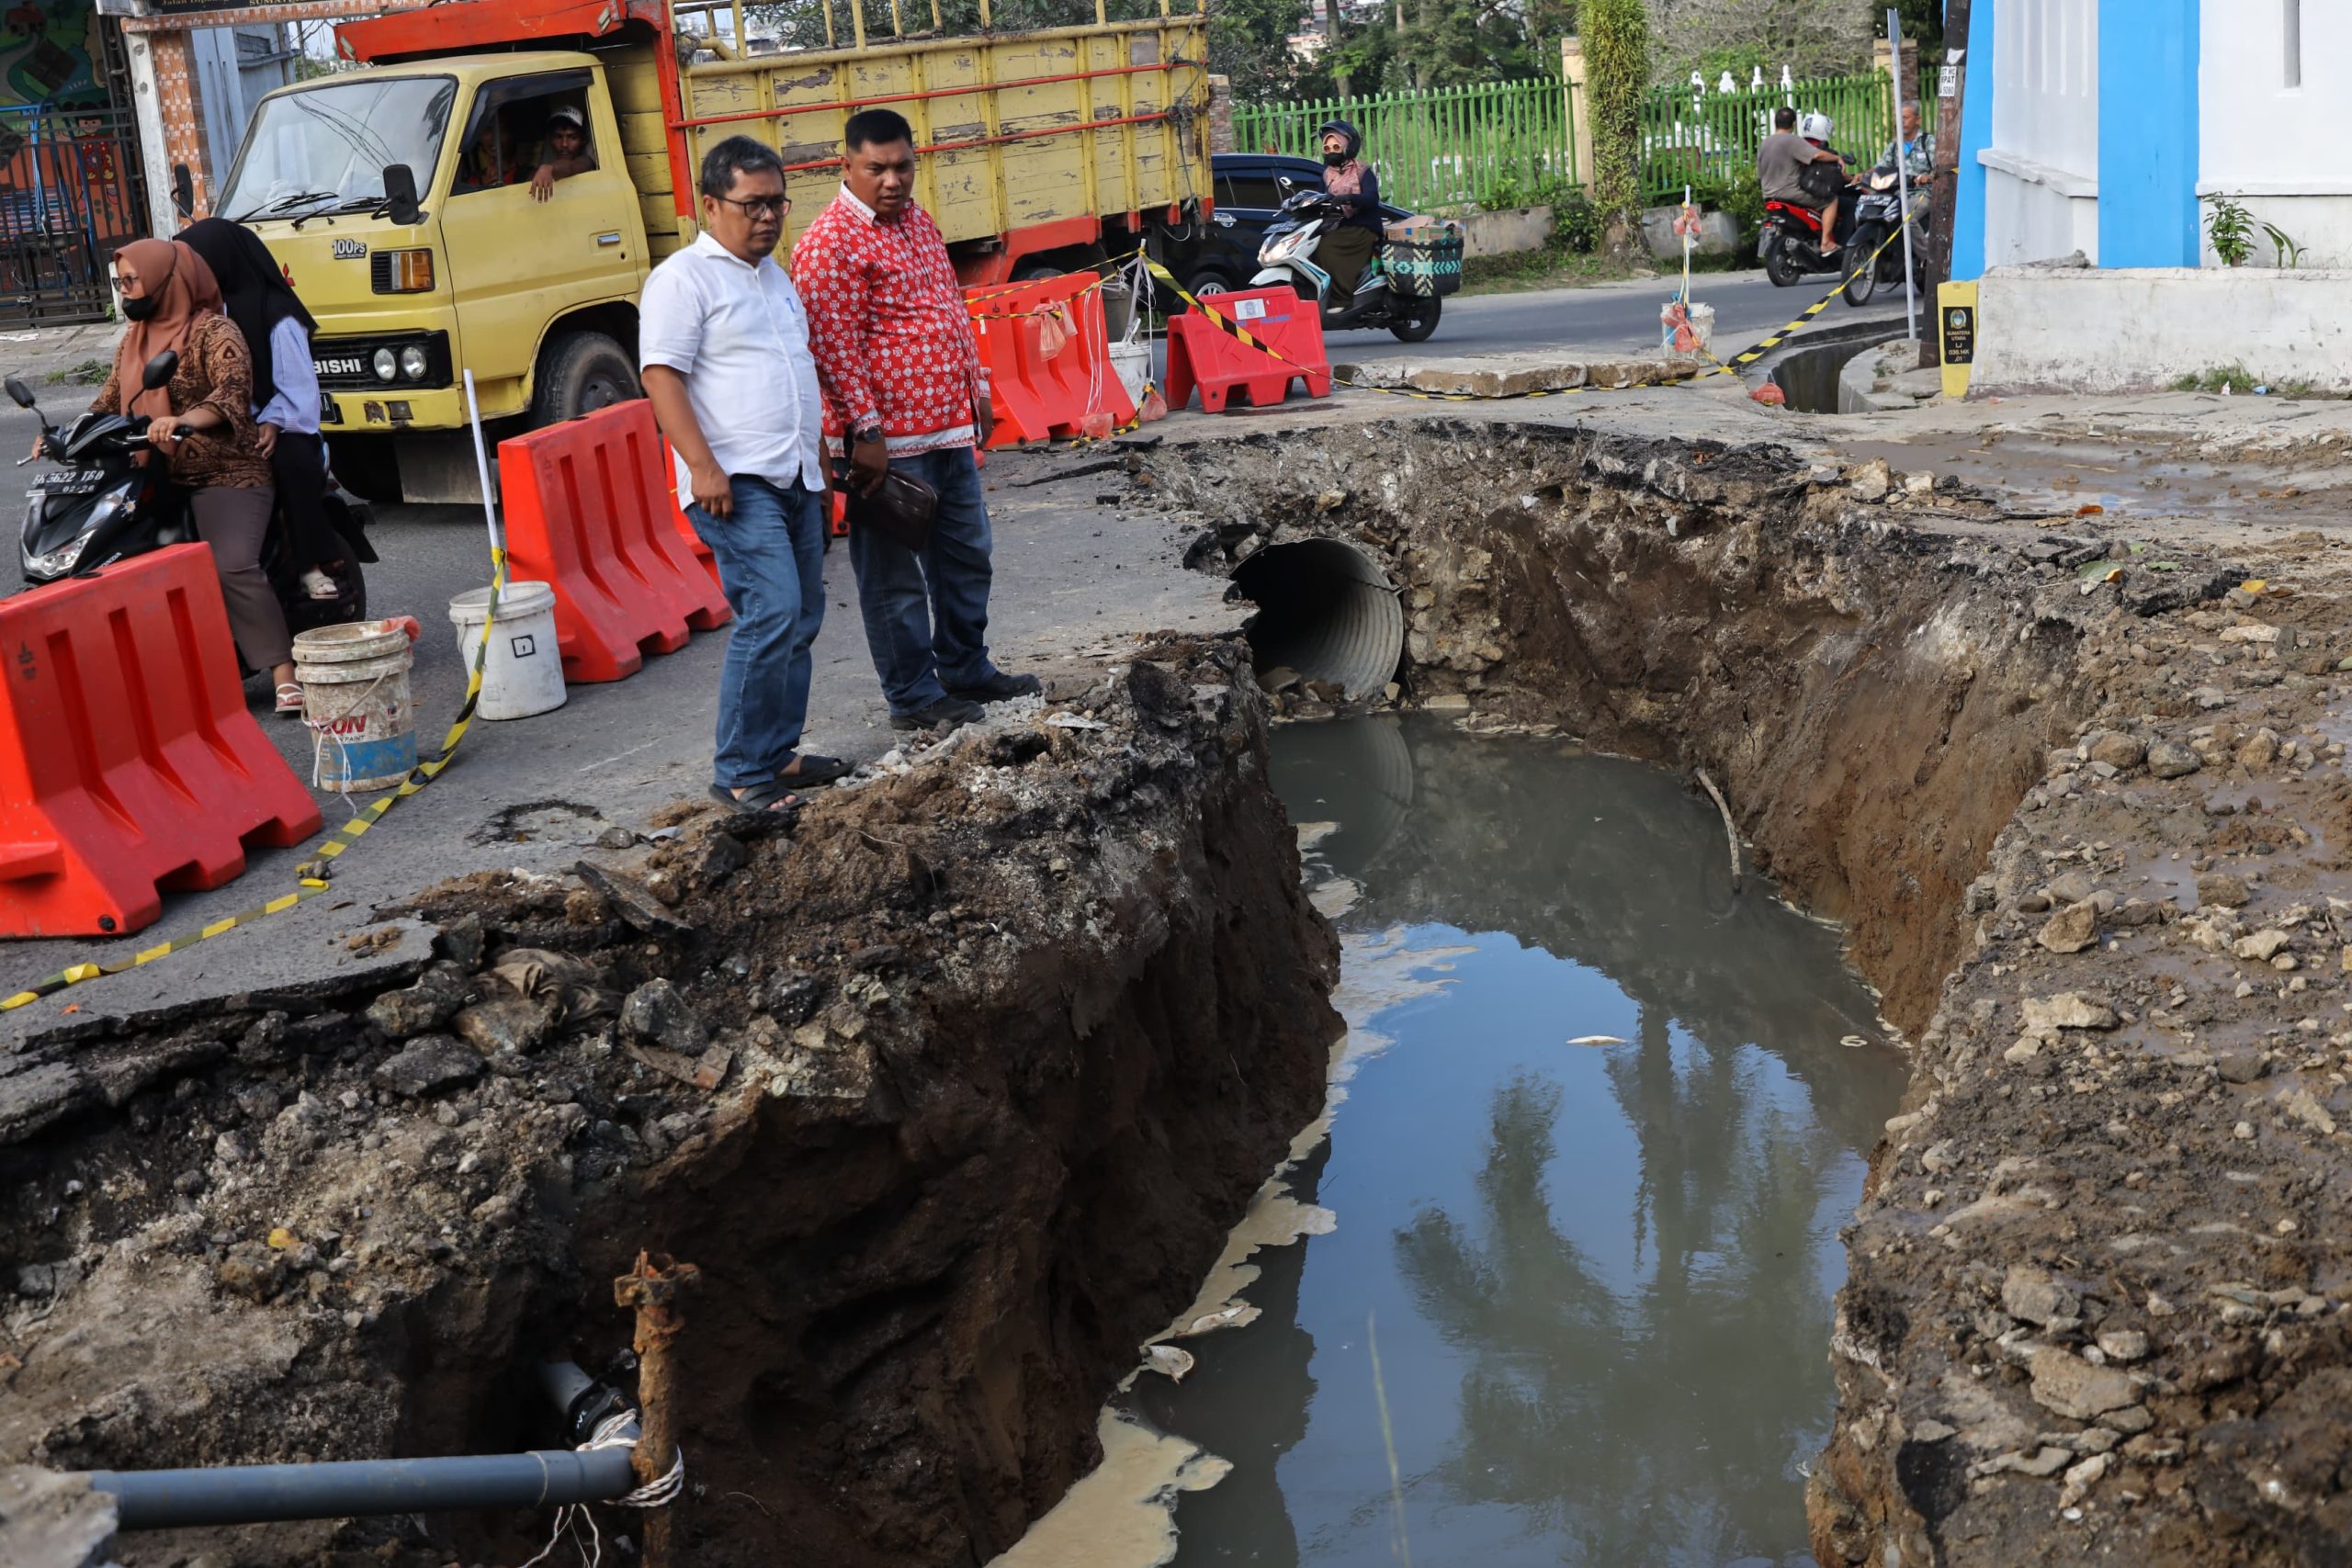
[33,473,98,495]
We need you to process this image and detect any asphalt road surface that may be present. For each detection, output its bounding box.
[0,270,1902,1017]
[1310,269,1913,361]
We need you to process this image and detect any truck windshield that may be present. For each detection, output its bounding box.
[218,75,458,220]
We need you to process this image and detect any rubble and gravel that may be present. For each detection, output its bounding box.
[0,638,1338,1568]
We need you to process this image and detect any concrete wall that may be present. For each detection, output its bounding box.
[1970,265,2352,394]
[2199,0,2352,266]
[1980,0,2099,265]
[1457,206,1553,258]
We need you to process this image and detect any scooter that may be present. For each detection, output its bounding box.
[11,355,375,650]
[1760,189,1860,289]
[1841,163,1935,307]
[1250,183,1441,343]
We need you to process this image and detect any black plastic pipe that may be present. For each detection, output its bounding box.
[82,1365,640,1531]
[88,1443,641,1530]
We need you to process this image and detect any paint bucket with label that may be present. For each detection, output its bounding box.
[293,619,419,792]
[447,581,566,721]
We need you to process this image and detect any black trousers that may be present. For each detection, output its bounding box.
[271,430,342,574]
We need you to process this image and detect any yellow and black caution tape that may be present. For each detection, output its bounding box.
[964,267,1114,320]
[0,547,510,1013]
[1138,205,1923,406]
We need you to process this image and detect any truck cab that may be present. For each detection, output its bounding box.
[215,52,650,502]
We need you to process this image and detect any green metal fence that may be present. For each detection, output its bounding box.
[1637,72,1894,201]
[1231,79,1578,214]
[1234,66,1941,216]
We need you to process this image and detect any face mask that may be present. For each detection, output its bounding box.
[120,291,161,321]
[1322,149,1349,166]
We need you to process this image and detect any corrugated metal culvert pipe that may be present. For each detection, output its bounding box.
[1231,537,1405,702]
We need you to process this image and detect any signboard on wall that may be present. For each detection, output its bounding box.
[0,2,111,108]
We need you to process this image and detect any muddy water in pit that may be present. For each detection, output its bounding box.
[1135,718,1907,1568]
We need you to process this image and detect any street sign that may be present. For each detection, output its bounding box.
[1939,281,1978,400]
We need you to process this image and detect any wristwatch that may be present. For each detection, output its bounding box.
[852,423,884,446]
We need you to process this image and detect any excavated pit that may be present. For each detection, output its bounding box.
[0,639,1340,1567]
[1148,418,2352,1565]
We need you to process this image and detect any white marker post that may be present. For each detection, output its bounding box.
[462,368,501,560]
[1887,8,1920,344]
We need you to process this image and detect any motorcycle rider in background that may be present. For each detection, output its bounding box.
[1757,107,1852,256]
[1884,100,1937,188]
[1314,118,1383,310]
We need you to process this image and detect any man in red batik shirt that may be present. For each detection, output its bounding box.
[793,107,1041,733]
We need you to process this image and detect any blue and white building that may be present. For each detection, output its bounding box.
[1948,0,2352,391]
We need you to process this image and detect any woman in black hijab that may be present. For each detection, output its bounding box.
[179,217,345,599]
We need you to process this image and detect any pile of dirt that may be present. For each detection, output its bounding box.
[0,637,1340,1567]
[1142,419,2352,1563]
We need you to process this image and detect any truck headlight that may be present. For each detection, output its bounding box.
[372,348,399,383]
[399,344,428,381]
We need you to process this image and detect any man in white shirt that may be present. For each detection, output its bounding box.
[639,135,845,814]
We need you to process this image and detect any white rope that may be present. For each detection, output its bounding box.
[514,1412,684,1568]
[302,666,392,813]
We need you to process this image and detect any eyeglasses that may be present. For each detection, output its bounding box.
[713,194,790,218]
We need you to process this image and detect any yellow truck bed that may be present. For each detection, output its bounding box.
[612,14,1213,268]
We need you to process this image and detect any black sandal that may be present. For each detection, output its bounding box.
[709,780,800,815]
[779,752,854,787]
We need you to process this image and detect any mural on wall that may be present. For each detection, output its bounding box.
[0,0,107,108]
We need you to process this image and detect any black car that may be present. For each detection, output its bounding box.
[1155,152,1412,299]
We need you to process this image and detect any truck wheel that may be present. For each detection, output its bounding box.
[533,331,639,425]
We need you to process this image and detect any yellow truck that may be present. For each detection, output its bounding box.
[209,0,1213,501]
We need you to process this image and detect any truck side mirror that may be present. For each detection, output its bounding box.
[4,375,34,410]
[141,351,178,390]
[171,163,194,218]
[381,164,422,226]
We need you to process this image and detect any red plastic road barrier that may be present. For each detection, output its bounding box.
[1165,287,1331,413]
[967,276,1134,446]
[0,544,322,937]
[502,401,731,683]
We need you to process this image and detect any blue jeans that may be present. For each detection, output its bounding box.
[684,476,826,788]
[847,445,999,714]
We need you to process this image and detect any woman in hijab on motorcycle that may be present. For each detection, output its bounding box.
[83,239,299,712]
[181,216,345,607]
[1316,118,1384,308]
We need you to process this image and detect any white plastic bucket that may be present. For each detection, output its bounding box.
[447,580,566,721]
[294,620,417,792]
[1109,341,1151,406]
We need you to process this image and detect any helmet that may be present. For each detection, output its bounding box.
[1317,118,1362,160]
[1798,111,1834,142]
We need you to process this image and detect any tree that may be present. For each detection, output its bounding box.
[1208,0,1307,106]
[1645,0,1873,82]
[1584,0,1648,261]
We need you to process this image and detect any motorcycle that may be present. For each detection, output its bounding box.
[1760,186,1860,290]
[10,353,375,658]
[1250,181,1441,343]
[1841,163,1934,307]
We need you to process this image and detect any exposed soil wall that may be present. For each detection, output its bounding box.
[1149,423,2127,1037]
[0,639,1340,1567]
[1144,420,2352,1564]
